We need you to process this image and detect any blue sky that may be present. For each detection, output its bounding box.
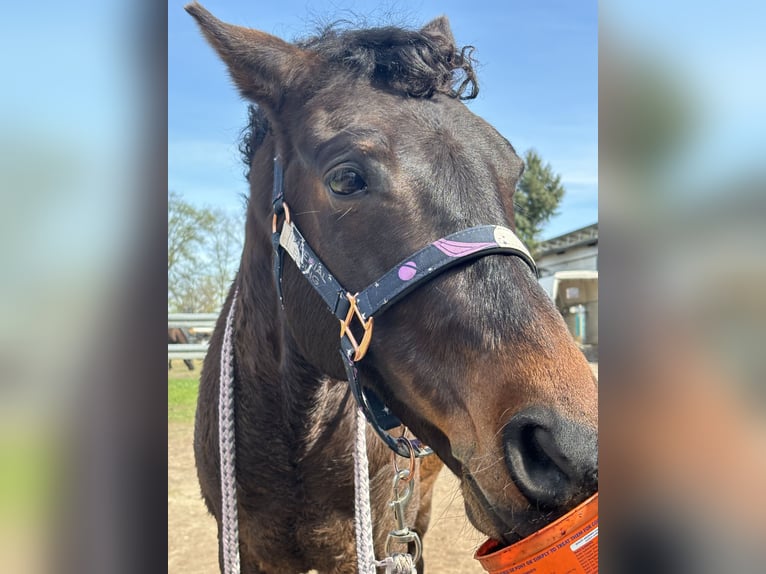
[169,0,597,239]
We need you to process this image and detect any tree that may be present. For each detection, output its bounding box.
[201,208,243,307]
[168,191,244,312]
[514,149,566,254]
[168,191,215,312]
[168,190,214,270]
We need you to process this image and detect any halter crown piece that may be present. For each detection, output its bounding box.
[270,156,537,458]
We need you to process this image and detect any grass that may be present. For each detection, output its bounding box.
[168,360,203,423]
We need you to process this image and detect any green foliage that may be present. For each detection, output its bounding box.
[168,191,243,312]
[205,208,243,307]
[514,149,566,253]
[168,191,215,273]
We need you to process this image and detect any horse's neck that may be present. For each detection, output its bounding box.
[233,226,347,433]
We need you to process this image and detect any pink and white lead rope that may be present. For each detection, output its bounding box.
[219,288,240,574]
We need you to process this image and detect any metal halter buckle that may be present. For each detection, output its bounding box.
[339,292,374,362]
[271,201,291,234]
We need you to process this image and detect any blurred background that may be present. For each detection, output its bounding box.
[0,1,166,572]
[0,0,763,573]
[600,1,766,572]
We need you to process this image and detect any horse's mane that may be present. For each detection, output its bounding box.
[240,21,479,172]
[300,22,478,101]
[240,105,269,174]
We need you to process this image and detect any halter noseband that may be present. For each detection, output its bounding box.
[270,156,537,458]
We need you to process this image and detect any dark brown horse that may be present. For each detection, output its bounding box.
[187,4,597,573]
[168,327,194,371]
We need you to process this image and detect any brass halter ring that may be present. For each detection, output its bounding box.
[339,292,374,362]
[271,201,291,234]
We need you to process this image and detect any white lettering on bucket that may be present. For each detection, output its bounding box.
[570,527,598,552]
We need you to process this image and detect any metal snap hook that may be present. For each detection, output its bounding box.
[393,435,416,481]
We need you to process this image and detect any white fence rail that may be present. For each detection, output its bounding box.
[168,313,218,360]
[168,313,219,329]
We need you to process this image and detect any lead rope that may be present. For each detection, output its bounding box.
[219,288,240,574]
[354,407,417,574]
[354,406,378,574]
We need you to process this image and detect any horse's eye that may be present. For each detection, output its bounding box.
[327,168,367,196]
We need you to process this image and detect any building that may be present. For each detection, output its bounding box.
[536,223,598,275]
[536,223,598,360]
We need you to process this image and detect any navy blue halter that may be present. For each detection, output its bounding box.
[271,157,537,458]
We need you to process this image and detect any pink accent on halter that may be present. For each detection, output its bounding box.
[398,261,418,281]
[433,238,497,258]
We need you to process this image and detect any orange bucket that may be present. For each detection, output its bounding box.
[474,493,598,574]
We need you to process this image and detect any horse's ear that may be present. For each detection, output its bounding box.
[185,2,306,110]
[420,16,457,52]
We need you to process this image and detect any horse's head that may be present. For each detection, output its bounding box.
[188,3,597,544]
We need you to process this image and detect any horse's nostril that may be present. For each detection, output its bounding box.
[506,420,569,507]
[504,406,597,509]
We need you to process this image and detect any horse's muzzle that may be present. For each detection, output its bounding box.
[503,406,598,510]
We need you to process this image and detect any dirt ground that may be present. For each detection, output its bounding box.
[168,363,598,573]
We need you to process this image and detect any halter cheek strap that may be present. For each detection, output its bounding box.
[271,158,537,458]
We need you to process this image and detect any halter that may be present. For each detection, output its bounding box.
[271,156,537,458]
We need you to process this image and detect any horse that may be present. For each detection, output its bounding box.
[186,4,598,573]
[168,327,195,371]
